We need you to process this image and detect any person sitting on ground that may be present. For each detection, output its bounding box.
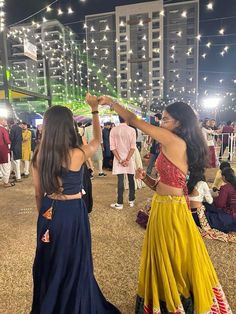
[213,167,236,219]
[188,169,236,242]
[212,161,236,191]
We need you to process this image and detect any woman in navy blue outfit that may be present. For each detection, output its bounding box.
[31,94,121,314]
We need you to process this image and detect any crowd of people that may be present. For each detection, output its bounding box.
[1,96,236,313]
[201,118,236,167]
[0,119,44,187]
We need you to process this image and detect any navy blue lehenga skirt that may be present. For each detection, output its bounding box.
[31,196,121,314]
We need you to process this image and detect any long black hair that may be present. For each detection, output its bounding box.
[187,168,206,194]
[32,106,82,194]
[165,102,209,194]
[221,167,236,189]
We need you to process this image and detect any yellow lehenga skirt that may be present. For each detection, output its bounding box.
[135,193,232,314]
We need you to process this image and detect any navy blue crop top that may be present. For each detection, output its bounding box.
[60,166,84,195]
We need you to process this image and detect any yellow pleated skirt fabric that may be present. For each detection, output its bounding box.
[136,193,232,314]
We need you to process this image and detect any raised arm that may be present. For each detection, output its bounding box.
[80,93,102,161]
[98,96,180,148]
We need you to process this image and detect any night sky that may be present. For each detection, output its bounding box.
[6,0,236,120]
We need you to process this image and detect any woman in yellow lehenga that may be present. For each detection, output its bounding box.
[98,97,232,314]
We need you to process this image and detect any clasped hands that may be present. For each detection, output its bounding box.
[119,159,129,167]
[85,93,113,109]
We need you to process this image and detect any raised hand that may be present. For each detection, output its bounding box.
[85,93,98,110]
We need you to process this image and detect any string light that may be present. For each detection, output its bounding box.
[219,28,225,35]
[58,8,63,16]
[46,6,52,12]
[206,42,212,48]
[196,34,201,40]
[139,19,144,26]
[6,0,236,115]
[68,7,74,14]
[207,2,214,10]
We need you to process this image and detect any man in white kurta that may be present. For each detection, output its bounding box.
[109,117,136,209]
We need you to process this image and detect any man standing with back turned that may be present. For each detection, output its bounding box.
[109,116,136,209]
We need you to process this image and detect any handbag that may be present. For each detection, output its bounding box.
[136,210,149,229]
[136,199,151,229]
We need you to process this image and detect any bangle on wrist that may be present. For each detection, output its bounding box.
[150,179,158,188]
[91,110,99,115]
[142,175,158,188]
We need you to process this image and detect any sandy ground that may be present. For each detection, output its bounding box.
[0,169,235,314]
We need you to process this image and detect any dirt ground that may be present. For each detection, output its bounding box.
[0,169,235,314]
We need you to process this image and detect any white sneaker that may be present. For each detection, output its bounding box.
[110,203,123,209]
[129,201,135,208]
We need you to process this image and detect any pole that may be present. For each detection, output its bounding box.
[44,58,52,107]
[0,28,14,117]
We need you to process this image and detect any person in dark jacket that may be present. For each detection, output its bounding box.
[102,122,112,170]
[9,120,23,182]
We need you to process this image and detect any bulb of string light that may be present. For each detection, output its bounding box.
[207,2,213,10]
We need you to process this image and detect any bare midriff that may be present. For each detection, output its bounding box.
[190,200,202,209]
[155,181,185,196]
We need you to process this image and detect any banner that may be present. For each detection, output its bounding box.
[24,39,37,61]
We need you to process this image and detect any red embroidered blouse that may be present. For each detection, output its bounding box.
[155,151,188,196]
